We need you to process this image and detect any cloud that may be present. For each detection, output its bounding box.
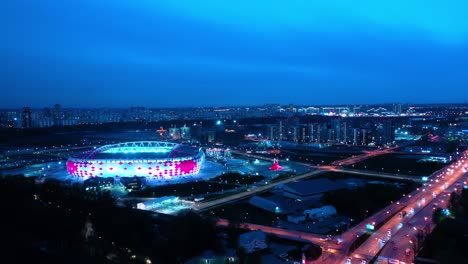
[149,0,468,44]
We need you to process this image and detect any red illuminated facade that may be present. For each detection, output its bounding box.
[66,141,204,180]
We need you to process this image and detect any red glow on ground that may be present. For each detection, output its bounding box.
[269,159,283,170]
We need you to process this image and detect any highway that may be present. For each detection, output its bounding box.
[319,166,422,182]
[376,154,468,264]
[217,219,329,246]
[213,149,468,264]
[347,151,468,264]
[231,150,314,167]
[192,169,327,211]
[331,146,399,166]
[196,147,399,212]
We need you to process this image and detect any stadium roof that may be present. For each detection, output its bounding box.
[72,141,201,159]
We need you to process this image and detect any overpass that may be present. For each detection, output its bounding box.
[232,150,422,182]
[231,150,322,168]
[217,218,330,246]
[195,148,415,212]
[319,166,423,183]
[193,169,327,212]
[330,146,398,166]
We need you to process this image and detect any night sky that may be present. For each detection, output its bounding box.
[3,0,468,108]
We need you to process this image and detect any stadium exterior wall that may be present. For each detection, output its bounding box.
[66,142,205,180]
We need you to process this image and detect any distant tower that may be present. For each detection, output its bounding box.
[169,127,181,140]
[382,119,395,144]
[353,128,359,145]
[362,129,367,145]
[291,126,299,142]
[317,124,322,143]
[21,107,32,128]
[342,121,348,143]
[393,103,402,114]
[300,126,307,142]
[53,104,62,119]
[180,125,191,139]
[277,120,284,140]
[53,104,62,126]
[42,107,51,118]
[267,125,276,140]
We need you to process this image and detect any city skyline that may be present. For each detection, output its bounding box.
[4,0,468,108]
[3,101,468,110]
[3,2,468,263]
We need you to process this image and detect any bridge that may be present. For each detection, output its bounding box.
[319,166,423,183]
[196,147,411,212]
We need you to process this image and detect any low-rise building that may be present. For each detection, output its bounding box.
[287,205,337,223]
[248,196,282,214]
[283,178,347,201]
[238,230,268,254]
[304,205,337,220]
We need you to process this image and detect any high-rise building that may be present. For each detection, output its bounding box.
[316,123,327,143]
[277,120,285,140]
[52,104,62,126]
[204,131,216,143]
[169,127,181,140]
[180,125,191,139]
[342,121,349,143]
[362,129,367,145]
[331,119,342,142]
[267,125,276,140]
[393,103,402,114]
[300,126,307,142]
[42,107,52,118]
[21,107,32,128]
[382,119,395,144]
[352,128,371,145]
[53,104,61,119]
[291,126,299,142]
[307,123,315,142]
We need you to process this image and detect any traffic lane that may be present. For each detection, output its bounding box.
[194,169,326,211]
[378,171,468,261]
[380,175,468,261]
[355,189,432,255]
[352,156,468,260]
[217,219,329,246]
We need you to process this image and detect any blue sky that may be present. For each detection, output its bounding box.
[2,0,468,107]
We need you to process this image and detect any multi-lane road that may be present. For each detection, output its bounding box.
[375,154,468,264]
[196,147,397,212]
[192,168,327,211]
[319,166,422,182]
[346,151,468,264]
[214,148,468,264]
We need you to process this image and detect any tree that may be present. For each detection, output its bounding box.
[460,189,468,217]
[448,191,462,216]
[432,208,444,225]
[448,191,461,208]
[303,244,322,261]
[410,229,425,255]
[166,210,219,261]
[446,140,459,153]
[236,246,248,264]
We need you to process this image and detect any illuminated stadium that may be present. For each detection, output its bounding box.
[66,141,205,180]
